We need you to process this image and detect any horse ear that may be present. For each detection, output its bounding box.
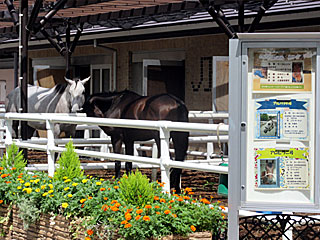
[81,76,90,85]
[65,77,74,85]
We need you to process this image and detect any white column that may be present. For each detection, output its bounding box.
[159,125,170,193]
[151,142,158,181]
[46,120,55,177]
[5,119,13,147]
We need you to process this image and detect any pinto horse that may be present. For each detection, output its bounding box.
[82,90,189,192]
[6,77,90,138]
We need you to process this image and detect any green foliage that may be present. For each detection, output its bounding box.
[1,143,26,171]
[119,170,155,206]
[54,141,83,181]
[17,198,41,230]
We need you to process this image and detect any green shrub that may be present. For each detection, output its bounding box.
[119,170,155,206]
[1,143,26,171]
[54,141,83,181]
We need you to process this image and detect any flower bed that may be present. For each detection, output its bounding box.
[0,143,226,240]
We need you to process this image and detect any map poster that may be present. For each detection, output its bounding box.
[251,49,314,92]
[254,148,309,189]
[255,98,309,140]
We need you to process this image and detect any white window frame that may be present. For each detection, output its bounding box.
[90,64,112,94]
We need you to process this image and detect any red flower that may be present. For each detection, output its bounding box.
[87,229,94,236]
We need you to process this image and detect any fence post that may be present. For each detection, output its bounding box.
[207,119,215,160]
[159,124,170,193]
[151,142,158,181]
[4,119,13,148]
[46,120,55,177]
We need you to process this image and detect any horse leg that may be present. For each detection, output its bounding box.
[112,136,123,179]
[171,131,189,194]
[124,140,134,175]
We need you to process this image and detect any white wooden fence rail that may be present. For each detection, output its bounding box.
[0,112,228,192]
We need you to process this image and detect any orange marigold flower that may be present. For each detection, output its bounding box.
[80,199,86,204]
[111,207,119,212]
[1,174,8,178]
[0,167,3,170]
[154,205,160,209]
[164,210,170,215]
[200,198,210,204]
[183,196,190,200]
[172,189,176,193]
[192,200,197,203]
[185,187,192,192]
[217,200,221,204]
[88,196,93,200]
[169,205,172,209]
[144,205,152,209]
[81,204,85,208]
[188,192,194,195]
[0,200,3,204]
[87,229,94,236]
[104,197,108,201]
[172,214,177,218]
[169,200,174,203]
[126,208,133,213]
[190,225,196,232]
[173,194,179,197]
[100,188,106,191]
[111,200,118,204]
[135,215,141,220]
[156,212,160,215]
[221,213,225,219]
[136,209,143,214]
[114,186,119,189]
[121,220,128,225]
[108,188,111,190]
[114,203,121,208]
[177,198,183,202]
[220,205,226,210]
[11,167,16,170]
[125,214,132,221]
[154,196,159,201]
[32,175,38,178]
[124,223,132,228]
[5,181,11,184]
[101,205,109,211]
[143,216,150,221]
[160,198,166,203]
[85,237,91,240]
[17,176,22,178]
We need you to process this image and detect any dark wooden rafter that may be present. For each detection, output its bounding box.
[69,22,84,54]
[27,0,43,33]
[248,0,277,33]
[4,0,18,25]
[53,27,66,54]
[40,28,66,55]
[238,0,244,33]
[199,0,237,39]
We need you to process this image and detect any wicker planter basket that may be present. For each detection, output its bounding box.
[0,205,213,240]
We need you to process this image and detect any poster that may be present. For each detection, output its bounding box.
[255,98,309,140]
[251,49,315,92]
[254,148,309,189]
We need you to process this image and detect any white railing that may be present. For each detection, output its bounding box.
[0,112,229,192]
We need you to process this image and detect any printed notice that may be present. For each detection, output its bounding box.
[251,48,314,92]
[255,98,309,140]
[254,148,309,189]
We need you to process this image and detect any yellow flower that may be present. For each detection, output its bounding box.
[64,187,70,191]
[41,185,46,190]
[42,192,48,197]
[22,188,32,194]
[61,203,68,208]
[48,184,53,189]
[24,182,31,187]
[49,195,54,197]
[30,180,34,183]
[68,194,72,198]
[19,180,24,184]
[80,199,86,203]
[100,178,104,181]
[48,190,54,194]
[34,179,40,184]
[72,183,78,187]
[63,176,68,179]
[35,188,40,193]
[64,179,71,183]
[17,186,22,190]
[96,182,102,185]
[82,179,88,183]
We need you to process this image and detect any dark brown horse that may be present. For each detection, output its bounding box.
[82,90,189,192]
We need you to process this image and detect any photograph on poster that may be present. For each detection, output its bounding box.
[255,148,309,190]
[257,111,280,139]
[255,99,309,140]
[258,158,279,188]
[292,61,304,83]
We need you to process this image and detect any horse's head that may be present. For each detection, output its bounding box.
[65,76,90,113]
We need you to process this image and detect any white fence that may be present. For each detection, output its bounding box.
[0,112,229,192]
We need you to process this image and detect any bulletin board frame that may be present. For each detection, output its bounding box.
[228,33,320,215]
